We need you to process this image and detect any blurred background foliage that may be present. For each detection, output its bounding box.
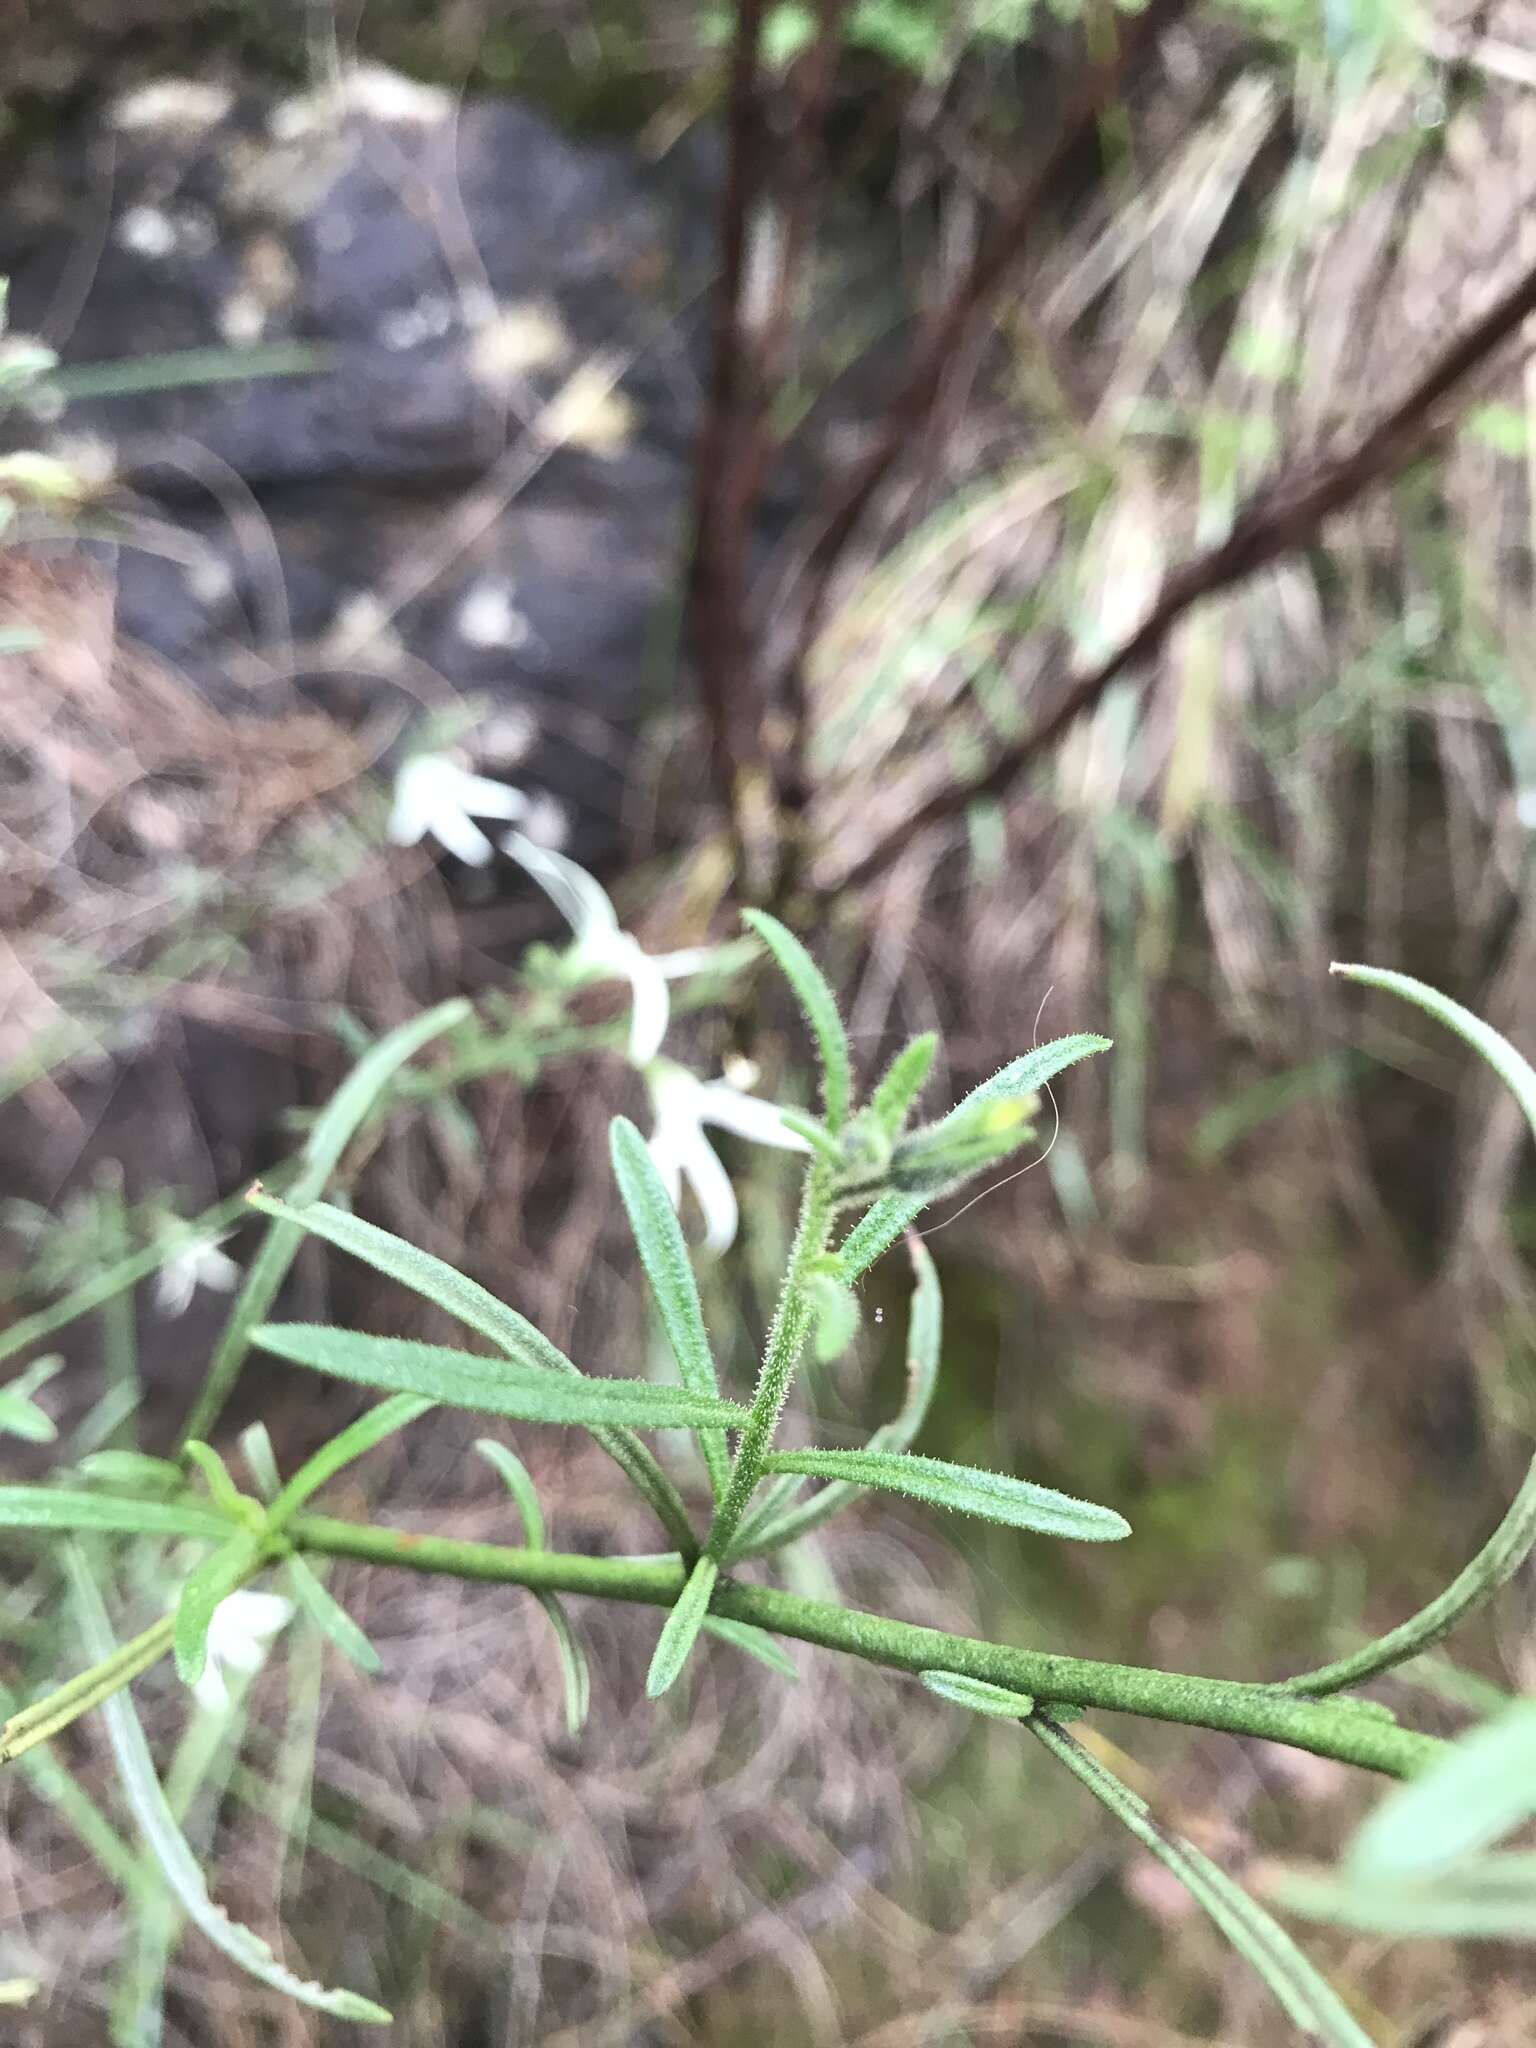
[4,0,1536,2041]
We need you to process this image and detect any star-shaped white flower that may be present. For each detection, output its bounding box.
[389,751,528,867]
[643,1059,810,1255]
[192,1589,295,1713]
[503,830,708,1065]
[154,1234,240,1318]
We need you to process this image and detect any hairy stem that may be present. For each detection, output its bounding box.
[287,1514,1442,1780]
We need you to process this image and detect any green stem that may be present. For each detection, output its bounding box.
[287,1514,1442,1780]
[704,1160,836,1562]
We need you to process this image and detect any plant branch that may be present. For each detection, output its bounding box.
[287,1513,1443,1780]
[825,243,1536,895]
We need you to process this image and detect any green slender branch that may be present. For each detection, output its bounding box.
[1280,1451,1536,1697]
[286,1514,1443,1779]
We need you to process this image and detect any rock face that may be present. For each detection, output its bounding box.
[3,65,722,861]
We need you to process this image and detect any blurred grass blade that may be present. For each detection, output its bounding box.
[476,1439,545,1546]
[837,1034,1111,1280]
[1275,1854,1536,1940]
[701,1615,798,1679]
[646,1555,718,1698]
[182,1442,248,1520]
[1345,1701,1536,1884]
[920,1670,1036,1718]
[254,1326,752,1432]
[66,1547,391,2024]
[286,1555,381,1675]
[184,1000,470,1443]
[609,1117,729,1500]
[0,1487,232,1541]
[0,1356,61,1441]
[266,1393,433,1530]
[762,1447,1130,1541]
[742,910,852,1132]
[76,1453,185,1496]
[52,339,331,401]
[174,1539,260,1686]
[731,1233,943,1561]
[1031,1716,1373,2047]
[246,1190,699,1554]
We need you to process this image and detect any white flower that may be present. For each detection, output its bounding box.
[504,830,695,1065]
[191,1589,295,1713]
[154,1234,240,1318]
[643,1060,810,1255]
[388,752,528,867]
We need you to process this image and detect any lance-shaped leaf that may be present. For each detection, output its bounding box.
[742,909,852,1133]
[837,1033,1111,1280]
[245,1191,697,1554]
[868,1032,939,1138]
[761,1447,1129,1541]
[254,1326,752,1433]
[67,1548,391,2025]
[285,1554,381,1675]
[0,1486,232,1542]
[174,1539,261,1686]
[920,1670,1036,1718]
[646,1554,718,1699]
[1275,1856,1536,1940]
[0,1356,61,1442]
[476,1440,545,1546]
[266,1393,433,1530]
[609,1117,729,1500]
[835,1095,1036,1208]
[1030,1715,1373,2048]
[1345,1700,1536,1886]
[701,1616,798,1679]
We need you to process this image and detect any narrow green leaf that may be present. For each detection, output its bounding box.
[609,1117,729,1500]
[1031,1715,1373,2047]
[1345,1701,1536,1885]
[0,1356,61,1441]
[837,1093,1036,1207]
[778,1109,843,1162]
[701,1615,798,1679]
[869,1032,939,1137]
[920,1670,1036,1718]
[67,1549,391,2024]
[742,910,852,1133]
[1331,962,1536,1133]
[837,1033,1111,1280]
[174,1540,260,1687]
[253,1326,752,1433]
[266,1393,433,1531]
[245,1190,699,1555]
[1,1616,176,1765]
[182,1442,248,1521]
[182,999,469,1443]
[0,1487,232,1541]
[285,1555,381,1675]
[762,1447,1130,1541]
[808,1272,861,1362]
[476,1439,545,1547]
[536,1593,590,1735]
[76,1453,185,1496]
[646,1554,718,1699]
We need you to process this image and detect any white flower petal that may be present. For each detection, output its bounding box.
[651,946,720,980]
[191,1662,231,1714]
[620,939,671,1065]
[154,1258,197,1318]
[503,830,617,939]
[645,1120,685,1207]
[426,803,497,867]
[696,1082,811,1152]
[449,768,530,822]
[678,1123,739,1256]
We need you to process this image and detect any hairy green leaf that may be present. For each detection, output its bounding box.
[761,1447,1129,1541]
[920,1670,1036,1718]
[609,1118,728,1499]
[868,1032,939,1138]
[1346,1701,1536,1885]
[742,910,852,1133]
[536,1592,590,1736]
[1276,1856,1536,1940]
[646,1555,718,1699]
[701,1615,798,1679]
[254,1326,752,1433]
